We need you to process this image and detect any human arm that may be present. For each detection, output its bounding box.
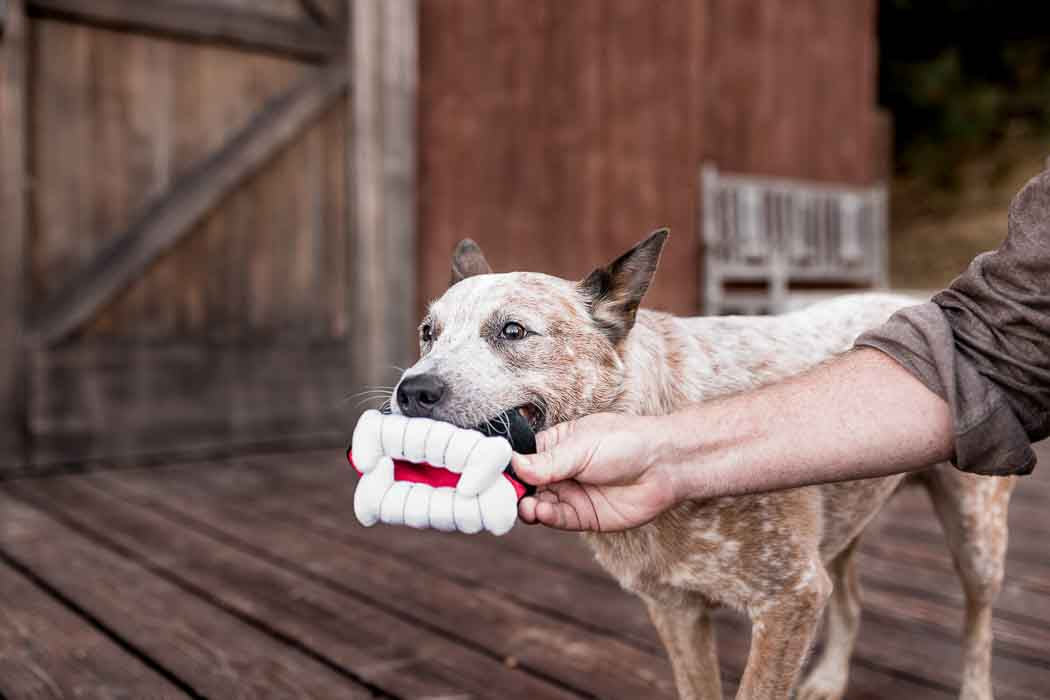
[514,347,953,531]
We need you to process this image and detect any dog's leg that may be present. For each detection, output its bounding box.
[797,539,862,700]
[923,465,1013,700]
[646,599,722,700]
[736,562,831,700]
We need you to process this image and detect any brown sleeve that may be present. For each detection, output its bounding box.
[855,170,1050,476]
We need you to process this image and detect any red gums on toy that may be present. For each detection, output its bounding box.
[347,448,529,500]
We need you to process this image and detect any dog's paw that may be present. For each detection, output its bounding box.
[796,674,847,700]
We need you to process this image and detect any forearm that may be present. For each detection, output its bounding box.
[660,348,955,501]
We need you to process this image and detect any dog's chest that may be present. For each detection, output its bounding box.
[584,490,823,613]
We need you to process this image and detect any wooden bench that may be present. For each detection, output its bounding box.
[701,163,889,315]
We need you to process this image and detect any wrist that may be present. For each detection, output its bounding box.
[643,410,709,505]
[659,398,762,503]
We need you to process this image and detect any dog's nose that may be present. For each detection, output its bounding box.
[396,374,447,417]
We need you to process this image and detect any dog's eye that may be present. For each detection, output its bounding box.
[500,321,527,341]
[420,324,433,342]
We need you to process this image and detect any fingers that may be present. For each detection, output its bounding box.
[517,485,598,531]
[511,420,587,486]
[535,421,570,452]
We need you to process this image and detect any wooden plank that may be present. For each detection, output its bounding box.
[297,0,330,26]
[349,0,418,397]
[0,488,373,699]
[71,37,307,337]
[0,555,187,698]
[104,457,1010,699]
[213,453,1046,697]
[26,0,338,62]
[26,60,348,346]
[0,0,26,452]
[14,339,351,474]
[97,464,678,698]
[12,475,571,700]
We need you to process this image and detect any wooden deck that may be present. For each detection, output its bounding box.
[1,442,1048,699]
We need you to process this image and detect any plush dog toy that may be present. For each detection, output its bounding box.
[347,409,536,536]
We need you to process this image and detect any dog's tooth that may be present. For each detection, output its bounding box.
[380,413,410,460]
[478,476,518,536]
[351,409,385,472]
[457,436,513,497]
[429,487,457,531]
[443,429,479,473]
[453,493,484,534]
[403,483,433,529]
[423,421,458,467]
[403,417,433,462]
[379,481,413,526]
[353,455,394,526]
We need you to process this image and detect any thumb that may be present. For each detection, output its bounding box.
[511,421,589,486]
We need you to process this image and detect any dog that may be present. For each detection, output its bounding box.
[390,231,1014,700]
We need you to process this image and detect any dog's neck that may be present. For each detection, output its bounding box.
[614,310,715,417]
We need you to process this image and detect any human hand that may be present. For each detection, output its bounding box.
[512,412,680,531]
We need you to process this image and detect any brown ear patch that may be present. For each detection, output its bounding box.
[579,229,669,346]
[450,239,493,286]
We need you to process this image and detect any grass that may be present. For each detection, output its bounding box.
[888,133,1050,290]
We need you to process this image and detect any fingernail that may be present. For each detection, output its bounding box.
[515,454,531,467]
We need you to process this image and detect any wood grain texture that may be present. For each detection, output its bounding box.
[100,462,679,698]
[105,451,1050,699]
[23,339,352,471]
[418,0,882,316]
[212,0,306,21]
[0,488,374,699]
[0,555,186,698]
[7,442,1050,698]
[27,0,339,62]
[19,18,353,463]
[27,59,348,345]
[174,453,1050,698]
[26,20,307,325]
[17,472,576,700]
[349,0,418,395]
[297,0,331,26]
[0,0,26,452]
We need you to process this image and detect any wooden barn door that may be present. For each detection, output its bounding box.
[1,0,417,471]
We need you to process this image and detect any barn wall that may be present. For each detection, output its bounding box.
[418,0,881,317]
[704,0,880,184]
[29,20,349,339]
[16,11,356,467]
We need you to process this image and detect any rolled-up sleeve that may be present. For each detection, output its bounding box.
[855,170,1050,476]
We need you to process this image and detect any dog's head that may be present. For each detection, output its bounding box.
[391,230,668,431]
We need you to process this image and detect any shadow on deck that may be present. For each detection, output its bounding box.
[1,442,1048,699]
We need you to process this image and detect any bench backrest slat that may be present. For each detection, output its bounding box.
[700,163,888,315]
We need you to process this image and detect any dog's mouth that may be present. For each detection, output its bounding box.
[514,403,545,433]
[474,405,541,455]
[468,404,544,438]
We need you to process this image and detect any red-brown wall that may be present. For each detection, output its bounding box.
[419,0,881,317]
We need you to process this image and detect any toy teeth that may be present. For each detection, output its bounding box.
[347,408,536,536]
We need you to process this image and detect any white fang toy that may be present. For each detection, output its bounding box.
[347,409,536,536]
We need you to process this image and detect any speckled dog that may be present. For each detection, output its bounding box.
[391,232,1014,700]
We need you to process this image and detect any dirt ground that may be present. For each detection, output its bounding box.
[889,137,1050,290]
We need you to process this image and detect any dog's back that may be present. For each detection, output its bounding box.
[618,292,918,416]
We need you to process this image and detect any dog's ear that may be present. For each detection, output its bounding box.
[579,229,669,346]
[450,239,493,286]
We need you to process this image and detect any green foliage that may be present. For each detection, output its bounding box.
[879,0,1050,187]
